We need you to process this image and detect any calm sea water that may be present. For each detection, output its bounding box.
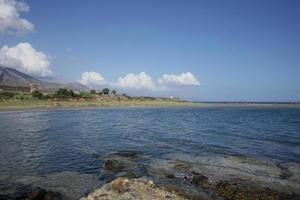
[0,107,300,199]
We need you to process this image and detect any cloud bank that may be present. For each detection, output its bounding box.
[114,72,158,91]
[0,42,53,77]
[158,72,200,86]
[78,72,106,88]
[0,0,34,34]
[79,71,200,91]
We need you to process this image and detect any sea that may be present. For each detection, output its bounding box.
[0,106,299,199]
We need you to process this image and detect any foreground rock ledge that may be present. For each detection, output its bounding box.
[83,177,186,200]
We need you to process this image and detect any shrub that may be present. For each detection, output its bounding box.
[102,88,110,95]
[0,91,17,100]
[32,90,44,99]
[90,89,96,94]
[54,88,75,99]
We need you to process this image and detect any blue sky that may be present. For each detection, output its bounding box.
[0,0,299,101]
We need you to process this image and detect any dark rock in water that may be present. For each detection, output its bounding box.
[159,184,215,200]
[215,179,298,200]
[111,150,143,160]
[123,172,139,179]
[103,151,141,173]
[187,171,210,188]
[105,160,125,171]
[15,172,101,200]
[24,187,62,200]
[173,159,192,171]
[163,173,176,179]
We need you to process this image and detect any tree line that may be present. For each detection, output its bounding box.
[0,88,117,100]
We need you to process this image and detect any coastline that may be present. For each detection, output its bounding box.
[1,100,300,113]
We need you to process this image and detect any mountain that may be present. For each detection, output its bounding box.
[65,82,90,92]
[0,66,89,92]
[0,66,42,86]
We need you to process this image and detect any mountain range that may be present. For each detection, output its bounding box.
[0,66,89,92]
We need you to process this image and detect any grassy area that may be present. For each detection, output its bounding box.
[0,89,202,110]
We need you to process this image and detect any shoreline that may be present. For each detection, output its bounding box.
[1,101,300,113]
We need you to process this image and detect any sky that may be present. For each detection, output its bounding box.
[0,0,299,101]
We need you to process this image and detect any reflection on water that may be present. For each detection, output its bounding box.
[0,107,300,199]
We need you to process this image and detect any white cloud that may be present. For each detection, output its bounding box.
[0,0,34,33]
[0,42,53,77]
[158,72,200,86]
[77,71,200,92]
[115,72,158,91]
[78,72,106,88]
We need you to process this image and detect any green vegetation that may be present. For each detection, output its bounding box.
[0,87,203,110]
[90,89,96,94]
[0,91,17,100]
[32,90,44,99]
[1,89,299,111]
[102,88,110,95]
[54,88,75,99]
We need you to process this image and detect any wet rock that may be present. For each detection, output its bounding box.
[83,177,187,200]
[103,151,142,173]
[123,171,139,179]
[112,150,143,160]
[187,171,210,188]
[215,179,298,200]
[160,184,214,200]
[105,159,125,171]
[173,159,193,171]
[16,171,101,200]
[25,187,62,200]
[164,173,176,179]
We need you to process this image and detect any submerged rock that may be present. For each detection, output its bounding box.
[215,179,299,200]
[24,187,62,200]
[83,177,186,200]
[123,171,139,179]
[111,150,143,160]
[163,173,176,179]
[103,150,143,173]
[16,171,101,200]
[105,159,126,171]
[187,171,210,188]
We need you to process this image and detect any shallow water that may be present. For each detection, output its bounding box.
[0,107,300,199]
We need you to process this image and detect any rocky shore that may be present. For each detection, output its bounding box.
[80,150,299,200]
[17,175,299,200]
[4,150,299,200]
[83,177,186,200]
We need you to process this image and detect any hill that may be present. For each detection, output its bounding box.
[0,66,89,92]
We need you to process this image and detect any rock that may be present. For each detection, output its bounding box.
[163,173,176,179]
[84,177,187,200]
[25,187,62,200]
[159,184,214,200]
[123,172,139,179]
[215,179,299,200]
[110,177,131,193]
[187,171,210,188]
[16,171,101,200]
[112,150,143,160]
[105,160,125,171]
[172,159,193,171]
